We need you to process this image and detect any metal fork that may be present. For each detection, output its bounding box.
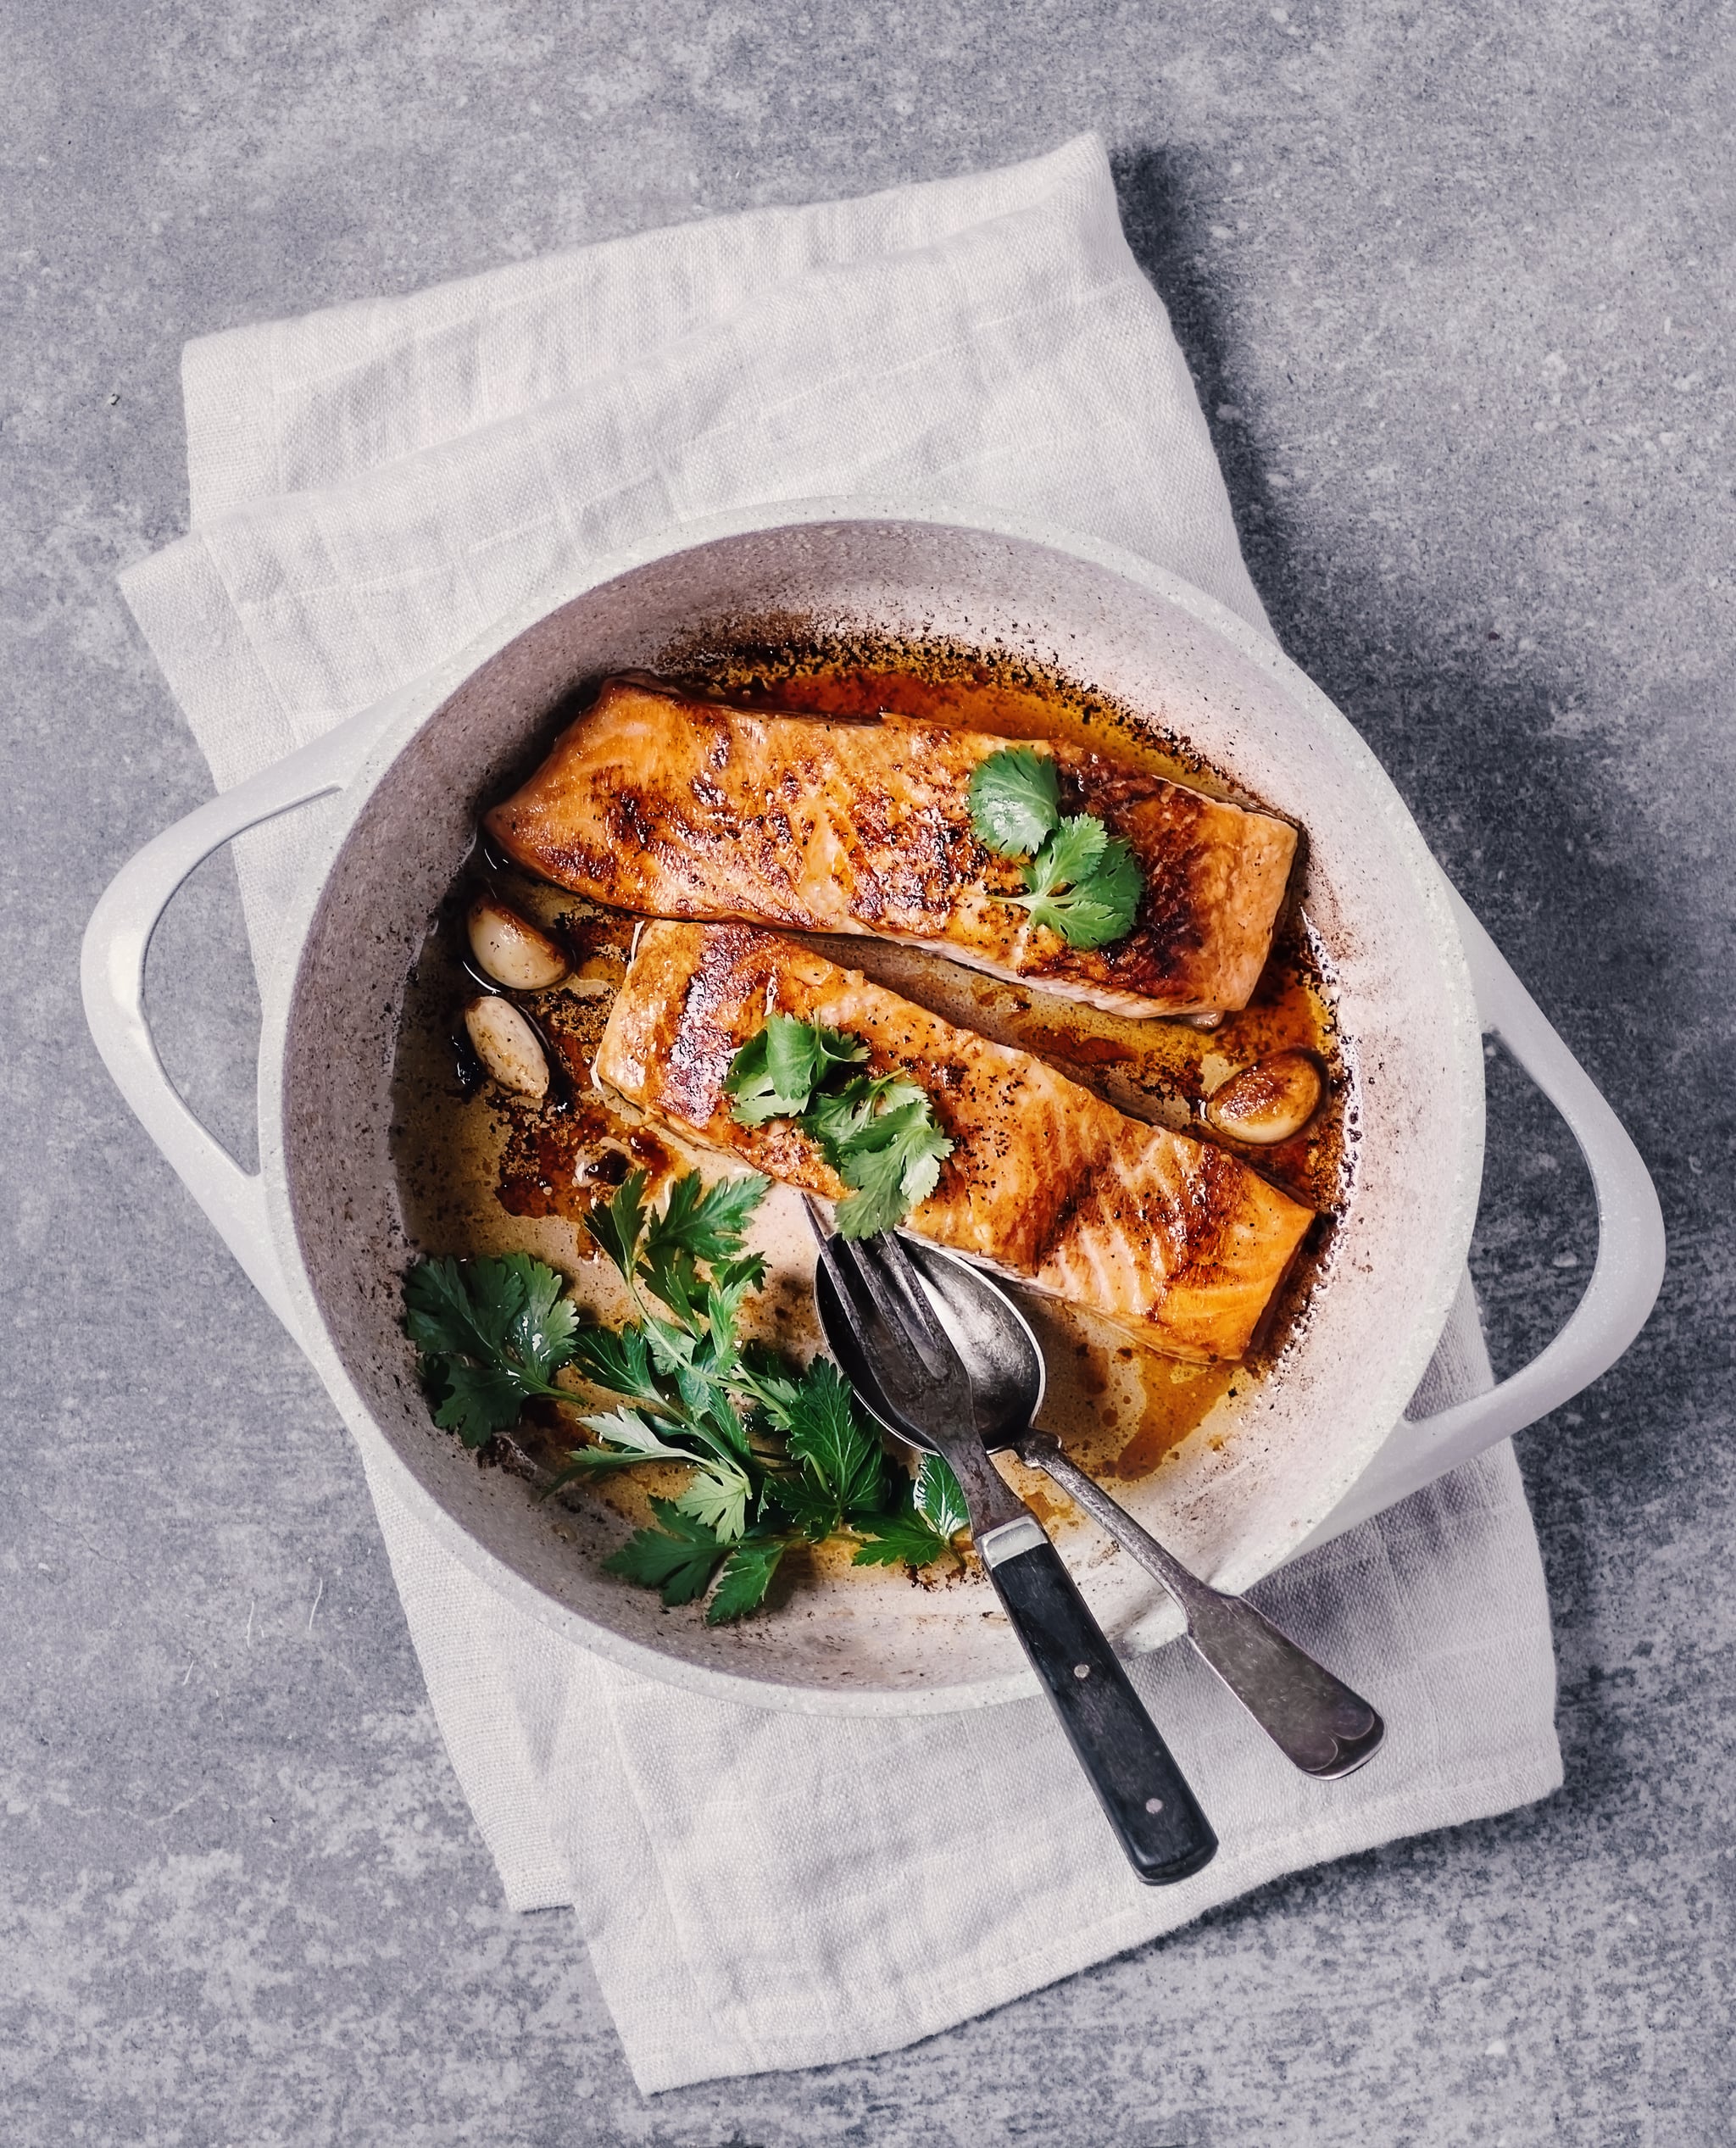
[807,1204,1217,1885]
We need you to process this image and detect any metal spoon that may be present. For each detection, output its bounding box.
[816,1233,1383,1779]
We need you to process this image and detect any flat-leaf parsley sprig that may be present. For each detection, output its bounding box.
[966,746,1144,950]
[402,1167,968,1622]
[723,1013,954,1238]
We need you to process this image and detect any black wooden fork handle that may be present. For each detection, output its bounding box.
[976,1510,1219,1884]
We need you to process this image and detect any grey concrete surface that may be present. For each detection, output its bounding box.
[3,3,1733,2143]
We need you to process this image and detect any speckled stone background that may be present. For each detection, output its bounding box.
[5,3,1733,2143]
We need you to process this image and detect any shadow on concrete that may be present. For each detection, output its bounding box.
[1110,145,1717,1792]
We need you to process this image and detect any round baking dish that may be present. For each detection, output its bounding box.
[84,503,1664,1713]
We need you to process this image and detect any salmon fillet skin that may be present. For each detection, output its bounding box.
[593,922,1316,1363]
[486,676,1298,1019]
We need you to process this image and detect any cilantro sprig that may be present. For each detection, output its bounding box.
[1011,812,1144,950]
[724,1015,954,1238]
[402,1168,969,1622]
[723,1016,867,1126]
[966,746,1143,950]
[967,745,1059,856]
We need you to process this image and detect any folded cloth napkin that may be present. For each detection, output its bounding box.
[120,133,1562,2093]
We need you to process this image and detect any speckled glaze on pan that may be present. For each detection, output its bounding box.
[260,506,1483,1714]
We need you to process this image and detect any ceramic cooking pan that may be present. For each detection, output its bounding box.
[83,505,1665,1713]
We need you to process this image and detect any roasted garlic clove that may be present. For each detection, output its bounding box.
[466,895,569,992]
[463,995,550,1099]
[1205,1049,1324,1145]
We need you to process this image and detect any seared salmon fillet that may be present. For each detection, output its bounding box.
[594,922,1315,1362]
[486,676,1297,1019]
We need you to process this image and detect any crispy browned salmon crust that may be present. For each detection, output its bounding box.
[487,676,1298,1018]
[594,922,1316,1363]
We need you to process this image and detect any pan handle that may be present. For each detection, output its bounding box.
[1300,881,1666,1547]
[80,712,385,1337]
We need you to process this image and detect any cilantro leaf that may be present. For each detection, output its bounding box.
[801,1069,890,1149]
[829,1092,954,1239]
[914,1452,970,1539]
[1026,810,1107,891]
[603,1498,727,1605]
[771,1359,886,1516]
[1013,813,1143,950]
[718,1026,788,1126]
[723,1026,954,1238]
[967,745,1060,856]
[724,1016,865,1126]
[706,1530,793,1623]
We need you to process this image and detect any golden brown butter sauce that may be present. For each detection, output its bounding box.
[390,639,1349,1544]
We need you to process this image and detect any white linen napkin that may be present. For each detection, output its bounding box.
[120,134,1561,2094]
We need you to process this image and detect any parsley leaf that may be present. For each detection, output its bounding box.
[1013,813,1143,950]
[584,1170,653,1282]
[504,1254,583,1376]
[431,1362,540,1450]
[673,1461,753,1540]
[403,1251,581,1447]
[763,1470,848,1541]
[644,1168,770,1266]
[851,1453,971,1569]
[604,1498,728,1605]
[967,745,1060,856]
[706,1530,793,1623]
[539,1406,694,1497]
[771,1358,887,1516]
[406,1165,968,1622]
[914,1452,969,1538]
[724,1014,867,1126]
[567,1322,664,1409]
[849,1507,954,1568]
[577,1407,691,1461]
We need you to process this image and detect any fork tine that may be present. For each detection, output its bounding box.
[876,1229,949,1359]
[815,1216,949,1387]
[829,1254,927,1400]
[834,1232,935,1370]
[852,1235,956,1381]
